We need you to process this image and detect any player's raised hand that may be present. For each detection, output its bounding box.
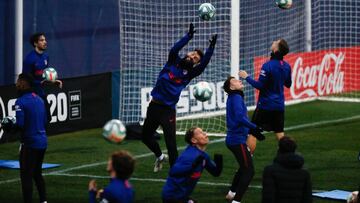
[239,70,248,79]
[209,34,217,48]
[188,23,196,38]
[88,179,97,191]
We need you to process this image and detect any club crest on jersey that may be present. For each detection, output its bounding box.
[183,69,188,75]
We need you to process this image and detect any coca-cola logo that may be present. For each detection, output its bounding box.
[290,52,345,99]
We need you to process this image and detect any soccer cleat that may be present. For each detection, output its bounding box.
[154,154,168,173]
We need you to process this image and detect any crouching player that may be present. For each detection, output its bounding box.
[162,127,223,203]
[89,150,135,203]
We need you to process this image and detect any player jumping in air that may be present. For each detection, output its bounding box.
[142,23,217,172]
[239,39,291,154]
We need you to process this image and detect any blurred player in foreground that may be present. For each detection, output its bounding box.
[142,23,217,172]
[89,150,135,203]
[239,39,291,154]
[262,136,312,203]
[162,127,222,203]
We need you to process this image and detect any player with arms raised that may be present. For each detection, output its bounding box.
[142,23,218,172]
[239,39,291,154]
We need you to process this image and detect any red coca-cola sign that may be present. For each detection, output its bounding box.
[253,46,360,101]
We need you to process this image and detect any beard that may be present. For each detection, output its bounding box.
[179,57,195,70]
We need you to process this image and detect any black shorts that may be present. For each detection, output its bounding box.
[251,108,284,133]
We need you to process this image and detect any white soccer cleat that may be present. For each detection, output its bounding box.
[154,154,168,173]
[225,190,236,202]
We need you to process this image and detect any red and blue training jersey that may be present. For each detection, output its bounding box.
[151,33,214,109]
[89,178,134,203]
[162,145,220,201]
[23,50,49,97]
[226,93,256,146]
[246,59,292,111]
[15,92,47,149]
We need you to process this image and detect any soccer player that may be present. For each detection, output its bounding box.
[262,136,312,203]
[223,76,265,203]
[23,33,62,123]
[142,23,217,172]
[23,32,62,97]
[16,73,48,203]
[239,38,291,154]
[89,150,135,203]
[162,126,222,203]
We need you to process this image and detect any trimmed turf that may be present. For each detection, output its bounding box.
[0,100,359,203]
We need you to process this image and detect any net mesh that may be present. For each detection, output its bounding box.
[118,0,360,134]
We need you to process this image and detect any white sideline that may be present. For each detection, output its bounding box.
[1,115,359,185]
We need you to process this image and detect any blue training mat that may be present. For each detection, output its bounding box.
[313,190,351,201]
[0,160,61,169]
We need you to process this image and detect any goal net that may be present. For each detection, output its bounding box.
[118,0,360,134]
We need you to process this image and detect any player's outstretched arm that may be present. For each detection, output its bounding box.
[239,66,268,90]
[189,34,217,78]
[205,153,222,177]
[168,23,196,63]
[169,155,205,177]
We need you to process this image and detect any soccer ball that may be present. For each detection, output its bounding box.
[102,119,126,144]
[193,81,213,102]
[198,3,216,21]
[42,67,58,82]
[275,0,293,9]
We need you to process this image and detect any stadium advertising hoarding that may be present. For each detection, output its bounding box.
[140,81,227,119]
[0,73,111,143]
[253,46,360,101]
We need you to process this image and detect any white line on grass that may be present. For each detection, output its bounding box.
[0,138,225,185]
[48,172,259,188]
[48,172,327,192]
[49,138,225,175]
[1,115,359,185]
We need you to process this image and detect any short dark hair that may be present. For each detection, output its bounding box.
[223,76,234,94]
[185,126,199,145]
[30,32,45,47]
[111,150,135,180]
[278,136,297,154]
[194,49,204,59]
[278,39,289,56]
[18,73,34,87]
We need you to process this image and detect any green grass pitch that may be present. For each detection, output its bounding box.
[0,100,359,202]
